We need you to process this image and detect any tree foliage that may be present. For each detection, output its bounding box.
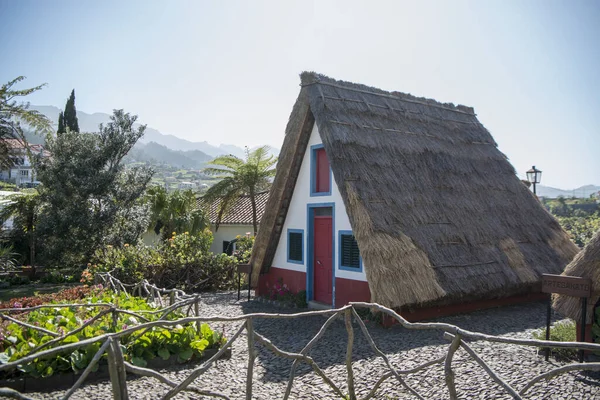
[202,146,276,235]
[58,89,79,134]
[36,109,153,266]
[0,76,52,169]
[146,186,207,240]
[56,111,64,135]
[556,213,600,248]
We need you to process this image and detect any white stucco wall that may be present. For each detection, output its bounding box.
[271,124,367,282]
[210,224,253,254]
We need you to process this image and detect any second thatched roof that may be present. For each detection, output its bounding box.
[198,191,269,226]
[553,230,600,322]
[250,72,578,310]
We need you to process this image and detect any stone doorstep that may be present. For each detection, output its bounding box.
[307,300,333,311]
[0,347,232,393]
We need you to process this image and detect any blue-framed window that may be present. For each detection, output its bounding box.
[338,230,362,272]
[287,229,304,264]
[310,144,332,196]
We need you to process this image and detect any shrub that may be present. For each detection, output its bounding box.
[40,270,79,284]
[84,231,238,292]
[8,275,30,286]
[533,319,578,360]
[84,241,158,284]
[232,234,254,263]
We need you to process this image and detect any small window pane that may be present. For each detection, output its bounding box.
[316,148,330,193]
[341,234,360,269]
[314,207,332,216]
[288,232,303,262]
[223,241,233,256]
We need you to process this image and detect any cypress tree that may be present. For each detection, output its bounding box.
[57,111,65,134]
[62,89,80,133]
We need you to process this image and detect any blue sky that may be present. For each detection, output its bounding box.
[1,0,598,189]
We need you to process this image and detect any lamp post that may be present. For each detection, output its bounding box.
[526,165,542,195]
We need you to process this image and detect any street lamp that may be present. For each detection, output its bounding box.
[526,165,542,195]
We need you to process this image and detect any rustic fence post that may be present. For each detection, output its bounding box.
[194,295,201,336]
[246,318,256,400]
[445,333,462,400]
[106,337,129,400]
[111,309,118,331]
[344,308,357,400]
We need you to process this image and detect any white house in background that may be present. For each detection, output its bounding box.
[178,181,194,190]
[199,191,269,254]
[0,139,49,187]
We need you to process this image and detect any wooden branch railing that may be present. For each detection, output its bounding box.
[3,281,600,400]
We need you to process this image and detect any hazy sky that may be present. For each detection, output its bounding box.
[1,0,598,189]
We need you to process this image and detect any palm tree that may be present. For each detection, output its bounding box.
[202,146,277,235]
[146,186,208,240]
[0,190,43,274]
[0,76,52,170]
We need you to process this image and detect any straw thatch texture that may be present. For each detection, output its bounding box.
[251,72,578,309]
[553,230,600,322]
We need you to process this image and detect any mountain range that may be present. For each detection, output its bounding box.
[30,106,278,162]
[26,106,597,196]
[536,184,600,199]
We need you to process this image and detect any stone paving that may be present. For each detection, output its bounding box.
[27,292,600,399]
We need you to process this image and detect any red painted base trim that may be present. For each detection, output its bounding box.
[335,277,370,308]
[257,267,306,297]
[382,292,549,326]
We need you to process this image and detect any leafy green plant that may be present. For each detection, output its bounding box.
[533,319,578,360]
[0,289,227,379]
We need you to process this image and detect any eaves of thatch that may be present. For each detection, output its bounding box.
[553,230,600,322]
[250,72,578,310]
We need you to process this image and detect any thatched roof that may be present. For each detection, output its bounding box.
[198,191,269,226]
[553,230,600,322]
[250,72,578,309]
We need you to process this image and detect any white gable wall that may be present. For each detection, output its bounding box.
[210,224,253,254]
[271,124,367,282]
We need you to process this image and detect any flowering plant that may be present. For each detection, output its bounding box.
[265,278,307,307]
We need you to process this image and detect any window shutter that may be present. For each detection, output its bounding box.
[341,234,360,268]
[288,232,303,262]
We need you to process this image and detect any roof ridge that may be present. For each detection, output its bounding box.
[300,71,476,116]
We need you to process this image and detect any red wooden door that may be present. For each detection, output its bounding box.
[313,215,333,304]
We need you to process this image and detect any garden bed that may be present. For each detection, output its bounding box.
[0,347,232,392]
[1,285,229,392]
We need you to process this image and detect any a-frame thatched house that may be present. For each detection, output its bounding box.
[553,230,600,324]
[250,72,578,317]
